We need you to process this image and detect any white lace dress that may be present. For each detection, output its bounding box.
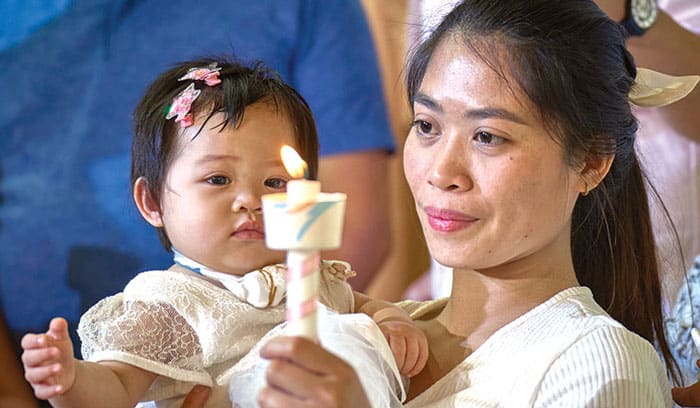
[77,261,357,407]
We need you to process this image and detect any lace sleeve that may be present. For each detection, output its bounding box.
[78,294,209,385]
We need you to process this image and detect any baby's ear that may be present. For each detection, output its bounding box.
[577,152,614,196]
[133,177,164,227]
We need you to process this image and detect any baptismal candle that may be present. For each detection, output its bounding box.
[280,145,321,340]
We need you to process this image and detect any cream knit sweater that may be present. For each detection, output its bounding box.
[401,287,672,407]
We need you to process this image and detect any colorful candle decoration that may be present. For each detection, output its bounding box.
[262,145,346,340]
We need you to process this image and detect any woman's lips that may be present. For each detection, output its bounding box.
[232,221,265,240]
[424,206,478,232]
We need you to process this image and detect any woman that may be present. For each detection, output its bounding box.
[254,0,684,406]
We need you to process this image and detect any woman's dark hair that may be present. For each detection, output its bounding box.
[407,0,680,383]
[131,57,318,251]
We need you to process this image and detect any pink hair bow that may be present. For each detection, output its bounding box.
[166,63,222,128]
[166,83,200,128]
[178,63,222,86]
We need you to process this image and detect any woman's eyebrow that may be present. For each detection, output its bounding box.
[413,92,443,112]
[464,108,527,125]
[414,92,527,125]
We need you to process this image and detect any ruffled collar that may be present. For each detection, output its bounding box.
[173,250,286,309]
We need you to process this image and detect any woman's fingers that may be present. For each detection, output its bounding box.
[264,354,322,401]
[181,385,210,408]
[261,336,345,375]
[260,336,371,408]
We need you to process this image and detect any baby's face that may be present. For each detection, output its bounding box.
[160,103,294,275]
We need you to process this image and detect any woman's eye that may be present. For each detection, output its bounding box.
[264,178,287,189]
[412,119,436,136]
[207,175,230,185]
[474,131,504,145]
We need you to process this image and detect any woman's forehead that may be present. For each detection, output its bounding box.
[421,39,536,119]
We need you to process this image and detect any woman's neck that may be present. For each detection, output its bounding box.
[439,260,579,351]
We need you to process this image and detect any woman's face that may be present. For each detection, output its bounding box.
[404,39,582,273]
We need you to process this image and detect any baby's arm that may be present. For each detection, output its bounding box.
[21,317,156,408]
[353,292,428,377]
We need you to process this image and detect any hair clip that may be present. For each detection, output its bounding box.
[166,83,201,128]
[166,63,223,128]
[629,68,699,107]
[178,63,222,86]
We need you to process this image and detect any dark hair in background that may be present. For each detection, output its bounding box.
[406,0,681,383]
[131,57,319,251]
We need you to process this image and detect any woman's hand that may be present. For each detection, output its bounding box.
[180,385,210,408]
[258,336,371,408]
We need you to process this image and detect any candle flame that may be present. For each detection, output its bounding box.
[281,145,307,179]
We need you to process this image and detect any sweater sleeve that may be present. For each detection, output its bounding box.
[534,325,672,407]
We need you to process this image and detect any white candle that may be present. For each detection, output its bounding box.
[280,145,321,340]
[286,179,320,206]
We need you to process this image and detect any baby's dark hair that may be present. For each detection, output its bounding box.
[131,57,318,250]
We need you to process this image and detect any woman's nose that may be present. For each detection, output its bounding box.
[427,140,473,192]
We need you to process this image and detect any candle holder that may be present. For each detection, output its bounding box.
[262,191,346,340]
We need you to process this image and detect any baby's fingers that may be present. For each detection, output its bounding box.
[401,338,421,376]
[47,318,70,341]
[31,381,66,400]
[401,335,429,377]
[408,333,430,377]
[24,363,60,385]
[21,332,48,350]
[22,345,60,367]
[388,336,407,374]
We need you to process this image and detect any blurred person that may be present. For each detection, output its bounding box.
[0,312,38,408]
[361,0,432,301]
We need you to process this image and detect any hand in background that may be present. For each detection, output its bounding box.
[21,317,77,400]
[595,0,700,141]
[0,312,38,408]
[673,359,700,407]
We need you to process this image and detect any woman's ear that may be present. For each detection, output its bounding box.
[578,153,615,196]
[133,177,164,227]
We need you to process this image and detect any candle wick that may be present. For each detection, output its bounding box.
[303,166,310,180]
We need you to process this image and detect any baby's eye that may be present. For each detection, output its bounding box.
[474,131,505,145]
[207,175,230,185]
[264,178,287,189]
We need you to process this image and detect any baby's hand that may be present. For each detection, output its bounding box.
[378,319,429,378]
[21,317,77,400]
